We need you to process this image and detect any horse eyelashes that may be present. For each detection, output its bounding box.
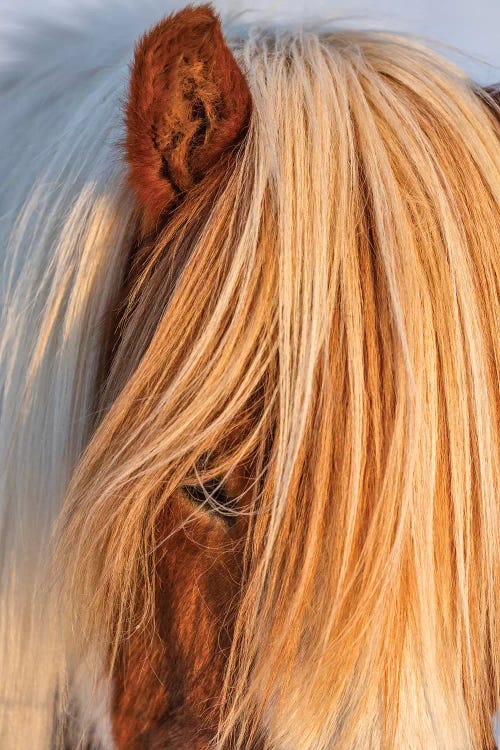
[183,479,238,525]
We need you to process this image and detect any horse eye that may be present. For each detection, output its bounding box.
[183,478,238,525]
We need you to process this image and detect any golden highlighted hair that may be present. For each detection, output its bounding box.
[1,13,500,750]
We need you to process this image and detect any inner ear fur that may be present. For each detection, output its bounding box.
[126,4,252,231]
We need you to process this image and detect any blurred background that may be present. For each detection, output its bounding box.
[1,0,499,84]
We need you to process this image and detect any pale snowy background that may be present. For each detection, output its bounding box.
[1,0,499,84]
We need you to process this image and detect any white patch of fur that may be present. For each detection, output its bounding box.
[70,654,116,750]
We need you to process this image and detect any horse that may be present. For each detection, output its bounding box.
[0,3,499,749]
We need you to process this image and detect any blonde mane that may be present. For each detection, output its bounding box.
[1,8,499,750]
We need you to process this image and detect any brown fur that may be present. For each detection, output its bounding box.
[112,476,250,749]
[125,4,252,232]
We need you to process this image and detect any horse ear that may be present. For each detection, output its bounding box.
[125,4,252,230]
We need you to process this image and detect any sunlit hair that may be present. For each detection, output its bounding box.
[1,12,500,750]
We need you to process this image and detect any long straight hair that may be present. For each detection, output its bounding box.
[0,14,138,748]
[1,13,500,750]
